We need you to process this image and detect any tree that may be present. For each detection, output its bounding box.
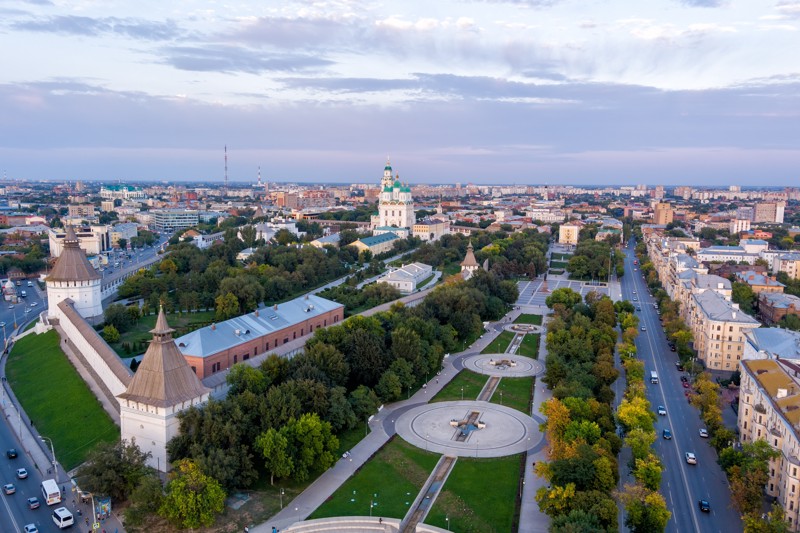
[375,370,402,402]
[226,363,269,396]
[632,454,663,491]
[123,472,164,526]
[255,429,292,485]
[349,385,380,421]
[76,439,153,503]
[215,292,239,321]
[104,303,132,333]
[732,282,756,314]
[551,509,605,533]
[620,483,671,533]
[546,287,582,309]
[103,324,120,343]
[159,459,226,529]
[118,238,128,249]
[535,483,576,517]
[280,413,339,482]
[159,258,178,275]
[743,503,790,533]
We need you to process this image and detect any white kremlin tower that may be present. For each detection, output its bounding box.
[46,225,103,319]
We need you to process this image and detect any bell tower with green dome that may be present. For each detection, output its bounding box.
[375,158,415,230]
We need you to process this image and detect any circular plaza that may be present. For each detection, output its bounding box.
[395,401,540,458]
[462,354,543,378]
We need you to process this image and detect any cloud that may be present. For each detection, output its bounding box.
[11,15,181,40]
[160,45,334,74]
[677,0,726,7]
[776,1,800,19]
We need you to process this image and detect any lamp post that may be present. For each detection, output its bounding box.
[40,435,56,479]
[460,387,464,401]
[280,488,284,510]
[500,390,503,406]
[446,515,450,531]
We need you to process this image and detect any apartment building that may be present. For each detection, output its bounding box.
[653,202,674,225]
[759,293,800,326]
[754,201,786,224]
[735,271,785,295]
[558,222,582,246]
[412,218,450,242]
[48,225,110,257]
[68,204,95,218]
[687,290,760,370]
[739,359,800,531]
[776,254,800,280]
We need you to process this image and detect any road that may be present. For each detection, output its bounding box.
[1,281,46,348]
[623,239,741,533]
[0,406,66,533]
[99,236,169,287]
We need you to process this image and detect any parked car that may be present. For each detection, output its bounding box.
[683,381,690,388]
[658,405,667,416]
[699,428,709,438]
[698,499,710,512]
[662,428,672,440]
[685,452,697,465]
[681,375,688,382]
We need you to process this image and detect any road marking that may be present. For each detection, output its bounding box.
[0,493,20,532]
[626,259,702,533]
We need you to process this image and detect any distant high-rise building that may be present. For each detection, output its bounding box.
[730,218,752,235]
[674,186,693,200]
[653,185,665,200]
[753,202,785,224]
[729,185,741,193]
[654,202,674,225]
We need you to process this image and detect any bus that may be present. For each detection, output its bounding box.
[650,371,659,384]
[41,478,61,506]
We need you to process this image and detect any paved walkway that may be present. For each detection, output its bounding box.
[253,307,543,532]
[518,303,552,533]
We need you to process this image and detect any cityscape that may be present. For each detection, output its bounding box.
[3,2,800,533]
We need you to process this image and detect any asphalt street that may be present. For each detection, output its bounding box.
[623,240,741,533]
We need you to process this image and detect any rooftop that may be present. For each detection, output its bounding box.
[359,233,399,246]
[693,290,760,325]
[759,292,800,310]
[175,293,343,358]
[735,271,784,288]
[743,359,800,426]
[746,328,800,358]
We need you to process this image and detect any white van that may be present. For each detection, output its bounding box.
[52,507,74,529]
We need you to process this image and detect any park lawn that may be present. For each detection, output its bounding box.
[309,436,440,520]
[337,421,368,457]
[517,334,540,358]
[432,371,488,403]
[425,454,522,533]
[481,331,514,354]
[514,314,542,325]
[109,310,216,358]
[550,252,571,261]
[417,273,435,288]
[549,260,568,269]
[442,262,462,277]
[490,377,534,414]
[549,269,564,275]
[6,330,118,470]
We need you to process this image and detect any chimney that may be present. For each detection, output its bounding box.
[211,323,216,331]
[255,309,259,317]
[777,388,788,399]
[274,304,278,311]
[305,294,309,300]
[732,311,737,319]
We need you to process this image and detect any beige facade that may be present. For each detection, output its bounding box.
[653,202,674,225]
[413,218,449,242]
[558,223,581,246]
[777,254,800,280]
[687,290,760,370]
[739,359,800,531]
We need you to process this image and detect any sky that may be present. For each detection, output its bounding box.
[1,0,799,186]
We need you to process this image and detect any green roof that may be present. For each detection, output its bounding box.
[384,165,392,171]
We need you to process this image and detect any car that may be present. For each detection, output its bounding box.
[8,305,14,309]
[670,345,676,352]
[0,321,5,327]
[27,281,33,287]
[24,525,39,533]
[6,448,17,459]
[662,428,672,440]
[658,405,667,415]
[27,496,40,509]
[685,452,697,464]
[681,375,688,382]
[641,326,646,331]
[699,428,709,438]
[633,289,637,294]
[676,362,685,371]
[3,483,15,494]
[633,297,638,301]
[699,499,710,512]
[636,306,642,311]
[30,302,37,307]
[16,467,28,479]
[683,381,690,388]
[24,308,30,314]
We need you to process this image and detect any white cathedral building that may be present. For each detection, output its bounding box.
[371,159,415,230]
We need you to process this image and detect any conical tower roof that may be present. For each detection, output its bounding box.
[460,240,479,268]
[47,225,101,282]
[118,307,209,407]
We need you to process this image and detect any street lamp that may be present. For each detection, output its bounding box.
[461,387,464,401]
[40,435,56,478]
[446,515,450,531]
[280,488,284,510]
[500,390,503,406]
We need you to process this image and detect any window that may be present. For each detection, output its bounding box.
[191,366,196,374]
[293,332,296,339]
[233,355,238,364]
[284,337,289,344]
